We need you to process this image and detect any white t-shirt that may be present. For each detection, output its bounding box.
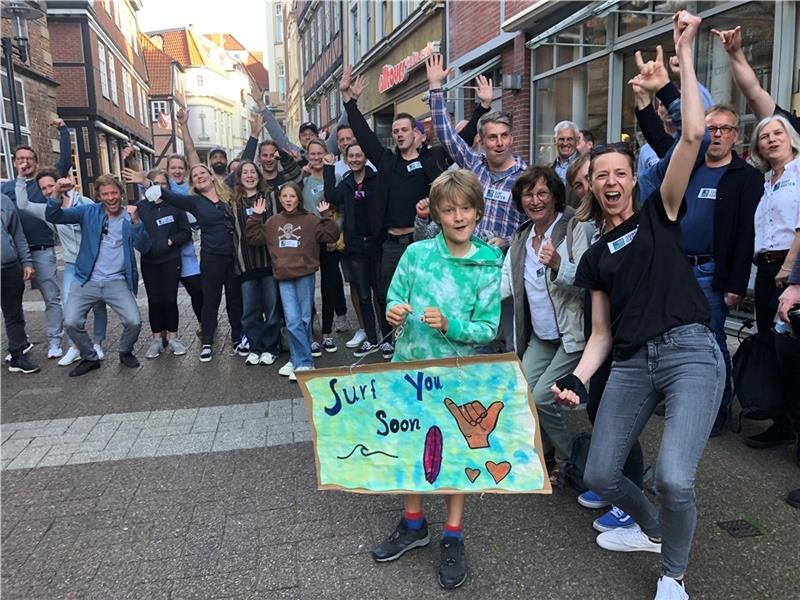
[524,214,562,341]
[754,156,800,256]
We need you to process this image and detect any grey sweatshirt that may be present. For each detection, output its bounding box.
[1,194,32,267]
[15,177,93,264]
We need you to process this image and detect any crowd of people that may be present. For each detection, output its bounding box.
[1,11,799,598]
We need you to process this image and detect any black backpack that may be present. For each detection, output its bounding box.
[559,432,592,492]
[731,322,785,430]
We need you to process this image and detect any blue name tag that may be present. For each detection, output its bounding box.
[407,161,423,172]
[607,227,638,254]
[312,184,325,195]
[245,208,254,216]
[156,215,175,227]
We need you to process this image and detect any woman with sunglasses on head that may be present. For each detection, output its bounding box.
[145,164,241,363]
[552,13,722,600]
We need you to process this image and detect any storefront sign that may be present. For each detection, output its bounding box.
[296,354,551,494]
[378,41,441,94]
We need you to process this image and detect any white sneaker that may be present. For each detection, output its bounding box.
[245,352,260,365]
[289,365,313,381]
[334,314,349,333]
[145,339,164,359]
[346,329,367,348]
[167,338,187,356]
[654,576,689,600]
[259,351,277,365]
[278,361,294,377]
[93,344,105,360]
[47,342,63,359]
[596,525,661,554]
[58,346,82,367]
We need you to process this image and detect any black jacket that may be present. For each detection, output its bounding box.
[344,98,451,234]
[711,152,762,296]
[323,164,381,255]
[136,199,192,264]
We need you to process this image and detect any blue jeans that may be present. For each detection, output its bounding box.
[63,263,107,343]
[584,324,723,578]
[241,275,281,355]
[693,261,732,411]
[278,274,315,368]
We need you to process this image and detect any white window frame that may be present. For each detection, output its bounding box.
[277,62,286,102]
[150,100,168,122]
[349,2,360,64]
[122,70,134,116]
[108,54,118,105]
[139,87,147,124]
[275,1,284,43]
[98,43,109,98]
[0,69,31,181]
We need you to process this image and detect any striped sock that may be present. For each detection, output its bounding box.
[403,511,424,530]
[443,524,463,541]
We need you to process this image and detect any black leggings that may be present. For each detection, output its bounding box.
[319,245,346,334]
[141,258,181,333]
[199,252,242,346]
[587,355,645,489]
[181,274,203,324]
[350,252,390,344]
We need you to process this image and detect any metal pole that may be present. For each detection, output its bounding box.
[1,37,22,147]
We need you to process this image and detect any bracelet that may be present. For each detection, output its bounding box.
[555,374,589,404]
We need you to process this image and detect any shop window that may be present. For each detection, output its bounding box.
[616,1,674,38]
[534,56,609,164]
[97,133,109,175]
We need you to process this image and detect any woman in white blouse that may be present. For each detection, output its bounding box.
[746,114,800,450]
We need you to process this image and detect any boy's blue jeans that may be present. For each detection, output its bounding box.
[278,274,315,368]
[241,275,281,355]
[584,324,723,578]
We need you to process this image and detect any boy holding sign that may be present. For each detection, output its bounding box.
[376,169,503,588]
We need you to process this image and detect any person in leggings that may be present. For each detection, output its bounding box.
[552,13,722,600]
[145,164,241,362]
[137,169,192,358]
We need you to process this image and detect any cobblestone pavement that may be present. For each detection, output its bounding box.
[2,280,798,599]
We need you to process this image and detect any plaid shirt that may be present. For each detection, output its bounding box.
[430,89,527,243]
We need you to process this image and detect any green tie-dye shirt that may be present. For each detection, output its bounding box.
[387,233,503,362]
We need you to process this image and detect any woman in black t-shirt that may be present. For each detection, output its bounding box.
[551,13,723,600]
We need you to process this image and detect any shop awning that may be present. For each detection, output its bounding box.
[525,0,617,49]
[501,0,556,33]
[445,56,502,93]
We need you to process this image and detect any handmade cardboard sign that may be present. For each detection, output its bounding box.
[296,353,551,494]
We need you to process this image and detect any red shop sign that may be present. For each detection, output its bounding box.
[378,41,441,94]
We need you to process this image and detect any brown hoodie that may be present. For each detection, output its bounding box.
[246,209,339,280]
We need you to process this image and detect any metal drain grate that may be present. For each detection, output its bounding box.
[716,519,764,538]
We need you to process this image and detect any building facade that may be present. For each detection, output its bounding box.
[283,0,305,145]
[1,2,61,180]
[48,0,154,193]
[265,1,288,126]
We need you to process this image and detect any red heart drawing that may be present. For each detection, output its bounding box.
[465,468,480,483]
[485,461,511,484]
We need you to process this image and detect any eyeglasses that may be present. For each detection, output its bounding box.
[707,125,737,135]
[521,191,552,201]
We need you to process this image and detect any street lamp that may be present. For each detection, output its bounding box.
[1,1,46,147]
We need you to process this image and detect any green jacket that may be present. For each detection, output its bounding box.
[387,233,503,362]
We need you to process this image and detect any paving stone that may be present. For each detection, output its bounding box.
[1,439,31,462]
[267,399,293,413]
[217,420,245,432]
[155,433,215,456]
[294,430,313,443]
[44,418,77,433]
[9,419,52,430]
[190,415,220,433]
[65,415,102,435]
[266,408,293,424]
[266,432,294,446]
[211,429,266,452]
[126,437,162,459]
[105,430,141,453]
[6,445,50,469]
[99,411,152,423]
[139,424,193,438]
[37,454,72,468]
[169,408,199,425]
[1,427,16,443]
[45,441,108,456]
[28,433,87,447]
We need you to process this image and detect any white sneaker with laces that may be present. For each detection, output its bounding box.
[58,346,82,366]
[168,338,187,356]
[245,352,260,366]
[278,361,294,377]
[654,576,689,600]
[93,344,105,360]
[596,524,661,553]
[145,339,164,359]
[346,329,367,348]
[259,352,277,365]
[48,342,63,359]
[289,365,313,381]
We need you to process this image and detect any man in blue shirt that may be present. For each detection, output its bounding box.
[46,175,150,376]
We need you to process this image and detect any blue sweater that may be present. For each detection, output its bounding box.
[45,200,150,293]
[0,126,72,246]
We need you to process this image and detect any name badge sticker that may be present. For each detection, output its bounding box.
[697,188,717,199]
[774,179,797,192]
[486,188,511,203]
[155,215,175,226]
[607,227,638,254]
[407,161,423,172]
[536,267,545,279]
[312,184,325,195]
[279,239,300,248]
[245,208,254,216]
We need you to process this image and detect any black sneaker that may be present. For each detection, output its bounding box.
[745,425,796,449]
[69,358,101,377]
[199,345,213,362]
[4,341,34,363]
[311,341,322,357]
[353,340,380,358]
[438,537,467,589]
[787,488,800,509]
[380,341,394,360]
[709,411,728,438]
[371,519,430,562]
[119,352,140,368]
[322,337,337,353]
[8,355,40,374]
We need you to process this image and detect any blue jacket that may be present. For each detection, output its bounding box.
[45,200,150,293]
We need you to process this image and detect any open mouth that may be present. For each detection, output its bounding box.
[604,191,621,204]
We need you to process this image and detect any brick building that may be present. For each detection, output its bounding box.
[47,0,153,193]
[0,2,61,180]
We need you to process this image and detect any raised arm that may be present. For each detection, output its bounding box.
[53,119,72,177]
[711,26,775,119]
[14,177,48,221]
[458,75,493,146]
[144,185,199,216]
[45,195,85,224]
[426,56,481,169]
[176,108,201,167]
[339,65,387,166]
[326,110,349,155]
[322,161,340,206]
[659,12,704,220]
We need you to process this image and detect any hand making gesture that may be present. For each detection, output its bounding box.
[426,54,452,90]
[628,45,670,93]
[444,397,504,449]
[252,197,267,215]
[475,74,493,108]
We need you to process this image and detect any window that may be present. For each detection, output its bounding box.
[122,70,134,115]
[151,100,168,122]
[311,9,319,58]
[196,73,204,87]
[109,140,121,177]
[108,54,118,104]
[97,133,109,174]
[277,62,286,102]
[275,1,284,43]
[349,2,360,64]
[364,1,372,53]
[241,116,247,139]
[98,43,109,98]
[68,129,82,191]
[113,1,121,29]
[0,70,31,180]
[376,0,387,40]
[139,87,148,124]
